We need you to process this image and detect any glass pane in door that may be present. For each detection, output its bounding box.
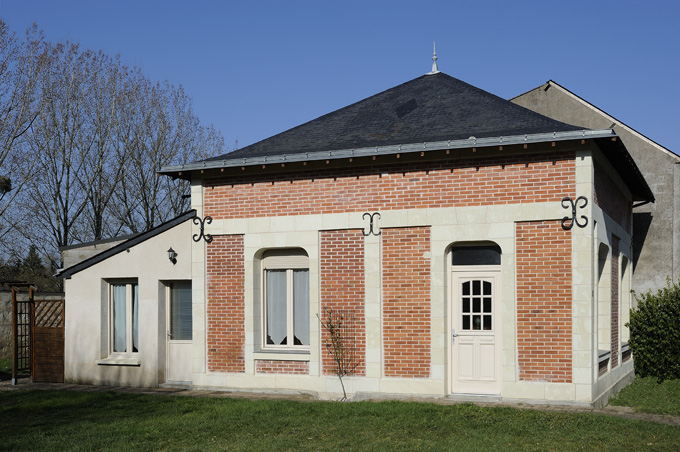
[461,279,492,331]
[170,281,192,340]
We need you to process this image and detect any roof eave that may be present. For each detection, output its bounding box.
[159,129,614,179]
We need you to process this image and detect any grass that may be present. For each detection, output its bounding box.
[610,376,680,416]
[0,390,678,452]
[0,358,10,380]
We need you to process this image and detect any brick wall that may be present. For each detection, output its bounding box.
[204,152,575,219]
[382,227,431,378]
[516,221,572,383]
[320,230,366,376]
[610,236,620,368]
[206,235,245,373]
[594,163,631,232]
[255,360,309,375]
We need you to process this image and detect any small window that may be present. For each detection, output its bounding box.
[452,244,501,266]
[169,281,192,341]
[262,249,309,349]
[110,282,139,354]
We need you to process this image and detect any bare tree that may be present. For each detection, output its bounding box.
[1,22,224,265]
[319,307,359,401]
[17,41,91,255]
[113,79,223,233]
[78,50,127,240]
[0,21,47,223]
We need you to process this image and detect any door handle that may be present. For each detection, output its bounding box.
[452,328,460,343]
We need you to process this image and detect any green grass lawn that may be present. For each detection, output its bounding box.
[0,390,678,452]
[609,376,680,416]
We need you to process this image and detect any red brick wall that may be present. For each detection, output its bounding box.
[320,230,366,376]
[610,236,620,368]
[255,360,309,375]
[516,221,572,383]
[594,163,631,232]
[382,227,431,378]
[206,235,245,373]
[204,152,575,219]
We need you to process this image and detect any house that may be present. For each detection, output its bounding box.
[59,67,654,406]
[511,81,680,294]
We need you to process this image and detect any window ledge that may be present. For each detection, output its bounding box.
[621,342,630,352]
[96,356,141,367]
[253,351,310,362]
[598,350,611,363]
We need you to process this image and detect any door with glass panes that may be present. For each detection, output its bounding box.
[166,281,192,383]
[451,270,501,395]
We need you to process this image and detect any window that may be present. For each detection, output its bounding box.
[262,250,309,349]
[452,244,501,266]
[461,279,493,331]
[169,281,192,341]
[110,282,139,354]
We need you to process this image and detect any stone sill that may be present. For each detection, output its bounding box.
[96,356,141,367]
[253,351,310,362]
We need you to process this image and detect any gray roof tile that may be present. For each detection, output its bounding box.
[206,72,582,162]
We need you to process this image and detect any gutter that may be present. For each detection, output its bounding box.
[159,129,617,175]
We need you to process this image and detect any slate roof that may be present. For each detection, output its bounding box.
[160,71,653,202]
[206,72,583,162]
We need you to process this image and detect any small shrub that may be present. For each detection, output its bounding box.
[627,278,680,381]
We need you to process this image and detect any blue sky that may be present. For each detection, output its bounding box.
[1,0,678,154]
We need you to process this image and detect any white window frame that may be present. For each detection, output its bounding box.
[109,280,139,357]
[261,250,309,351]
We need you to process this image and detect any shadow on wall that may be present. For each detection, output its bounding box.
[632,212,652,272]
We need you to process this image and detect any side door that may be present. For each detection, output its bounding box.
[166,281,192,383]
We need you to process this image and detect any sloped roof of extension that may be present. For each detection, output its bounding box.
[56,210,196,279]
[160,72,653,202]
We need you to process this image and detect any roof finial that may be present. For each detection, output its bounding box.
[427,41,440,75]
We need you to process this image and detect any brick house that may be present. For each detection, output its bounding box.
[60,69,653,406]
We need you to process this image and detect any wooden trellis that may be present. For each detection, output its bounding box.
[32,298,65,383]
[5,282,65,384]
[7,282,34,384]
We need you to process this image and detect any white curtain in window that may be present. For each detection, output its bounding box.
[113,284,126,352]
[132,284,139,352]
[266,270,287,345]
[293,270,309,345]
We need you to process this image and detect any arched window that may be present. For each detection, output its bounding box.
[262,249,309,349]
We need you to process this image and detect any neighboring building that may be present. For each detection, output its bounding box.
[511,81,680,294]
[60,235,134,271]
[60,68,654,407]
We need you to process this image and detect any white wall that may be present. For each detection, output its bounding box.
[63,220,192,387]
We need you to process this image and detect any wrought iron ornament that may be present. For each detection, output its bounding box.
[561,196,588,230]
[362,212,381,236]
[192,215,213,243]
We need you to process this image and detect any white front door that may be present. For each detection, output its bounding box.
[451,271,500,395]
[166,281,192,383]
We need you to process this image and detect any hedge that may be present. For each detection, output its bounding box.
[627,278,680,382]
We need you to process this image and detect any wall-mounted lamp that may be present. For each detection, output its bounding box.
[167,247,177,265]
